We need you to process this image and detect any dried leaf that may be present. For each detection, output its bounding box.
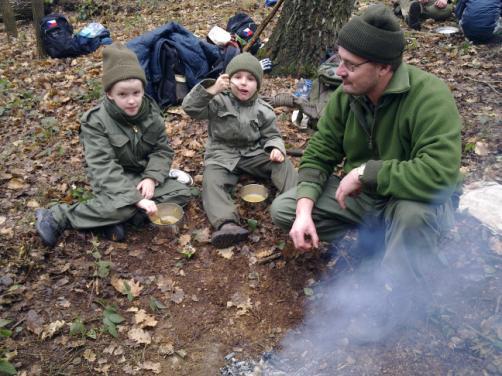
[0,216,6,226]
[127,327,152,345]
[83,349,96,363]
[227,292,252,316]
[217,247,234,259]
[26,200,40,208]
[41,320,65,340]
[6,178,25,190]
[141,361,161,374]
[158,343,174,356]
[178,234,191,247]
[192,227,211,244]
[111,276,143,298]
[134,310,158,328]
[156,276,175,293]
[474,141,489,156]
[26,310,44,336]
[256,248,275,259]
[170,287,185,304]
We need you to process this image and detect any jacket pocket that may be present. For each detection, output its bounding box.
[108,133,131,162]
[141,132,158,155]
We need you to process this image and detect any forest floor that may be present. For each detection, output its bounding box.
[0,0,501,375]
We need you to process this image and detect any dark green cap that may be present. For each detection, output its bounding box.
[337,4,405,66]
[225,52,263,90]
[102,43,146,92]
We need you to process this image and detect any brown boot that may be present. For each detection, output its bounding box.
[211,222,249,249]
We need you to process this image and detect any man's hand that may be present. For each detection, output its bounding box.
[206,74,230,95]
[136,198,157,215]
[434,0,447,8]
[137,178,156,199]
[270,148,285,163]
[289,198,319,251]
[335,168,362,209]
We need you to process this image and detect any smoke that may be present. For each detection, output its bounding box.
[254,218,498,375]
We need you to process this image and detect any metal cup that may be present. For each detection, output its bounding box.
[240,184,269,209]
[149,203,184,236]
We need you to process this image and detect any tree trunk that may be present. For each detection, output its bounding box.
[0,0,18,38]
[266,0,355,77]
[31,0,46,58]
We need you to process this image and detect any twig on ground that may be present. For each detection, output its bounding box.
[465,76,501,95]
[256,252,282,264]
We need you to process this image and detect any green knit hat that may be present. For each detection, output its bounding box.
[225,52,263,90]
[102,43,146,92]
[337,4,405,66]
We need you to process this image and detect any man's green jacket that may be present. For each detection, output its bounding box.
[79,96,173,209]
[298,63,462,205]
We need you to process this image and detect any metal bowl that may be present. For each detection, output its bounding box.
[435,26,460,35]
[240,184,269,204]
[149,203,184,225]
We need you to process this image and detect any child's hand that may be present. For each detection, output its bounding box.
[270,148,285,163]
[206,74,230,95]
[434,0,447,8]
[136,198,157,215]
[137,178,156,199]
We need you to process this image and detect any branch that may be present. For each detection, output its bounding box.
[243,0,285,53]
[465,76,501,95]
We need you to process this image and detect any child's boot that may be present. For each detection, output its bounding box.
[211,222,249,249]
[35,208,63,248]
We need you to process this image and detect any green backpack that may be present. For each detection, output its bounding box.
[302,55,342,129]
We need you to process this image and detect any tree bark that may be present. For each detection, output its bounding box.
[0,0,18,38]
[31,0,46,58]
[266,0,355,76]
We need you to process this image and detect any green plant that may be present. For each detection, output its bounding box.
[81,79,102,102]
[149,297,167,313]
[77,0,100,20]
[92,249,111,279]
[247,218,259,232]
[102,305,124,338]
[36,117,59,142]
[69,185,94,204]
[0,319,16,375]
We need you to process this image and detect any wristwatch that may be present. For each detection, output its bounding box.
[355,163,366,181]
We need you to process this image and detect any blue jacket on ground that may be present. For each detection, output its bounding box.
[455,0,501,43]
[127,22,222,108]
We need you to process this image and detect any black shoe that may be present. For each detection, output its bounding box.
[35,208,62,248]
[129,210,149,227]
[406,1,422,30]
[211,222,249,249]
[100,223,126,242]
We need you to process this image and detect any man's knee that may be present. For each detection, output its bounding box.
[388,200,438,231]
[270,190,296,230]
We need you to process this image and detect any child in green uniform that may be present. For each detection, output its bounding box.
[36,43,192,247]
[182,53,297,248]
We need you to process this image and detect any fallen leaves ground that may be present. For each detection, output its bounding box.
[0,0,501,375]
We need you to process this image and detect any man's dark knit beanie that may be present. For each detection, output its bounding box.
[226,52,263,90]
[102,43,146,92]
[337,4,405,66]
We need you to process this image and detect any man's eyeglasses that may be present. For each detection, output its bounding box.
[332,55,370,72]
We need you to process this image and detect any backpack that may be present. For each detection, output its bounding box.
[300,54,343,129]
[40,14,81,58]
[226,13,261,55]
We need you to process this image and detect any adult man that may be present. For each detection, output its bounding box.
[396,0,453,30]
[271,4,461,327]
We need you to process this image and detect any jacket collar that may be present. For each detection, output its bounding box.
[382,62,410,96]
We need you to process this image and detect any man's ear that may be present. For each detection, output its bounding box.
[378,64,393,77]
